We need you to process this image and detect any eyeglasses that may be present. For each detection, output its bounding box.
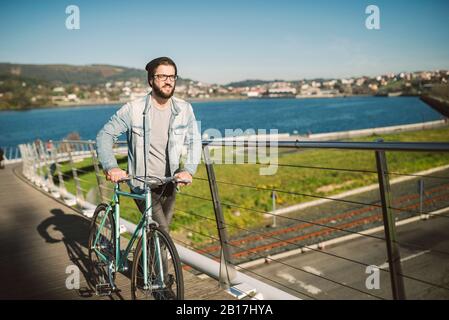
[153,74,178,81]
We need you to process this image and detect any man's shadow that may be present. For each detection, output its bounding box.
[36,208,129,299]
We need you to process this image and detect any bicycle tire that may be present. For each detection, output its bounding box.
[88,203,116,292]
[131,226,184,300]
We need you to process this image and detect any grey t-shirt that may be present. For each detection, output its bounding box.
[147,103,172,177]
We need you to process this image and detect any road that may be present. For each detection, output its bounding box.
[246,213,449,299]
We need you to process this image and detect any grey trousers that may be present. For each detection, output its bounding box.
[133,183,176,234]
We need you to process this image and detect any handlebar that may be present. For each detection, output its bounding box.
[117,175,192,187]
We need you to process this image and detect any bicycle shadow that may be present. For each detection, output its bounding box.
[36,208,130,300]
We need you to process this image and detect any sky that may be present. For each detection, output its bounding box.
[0,0,448,84]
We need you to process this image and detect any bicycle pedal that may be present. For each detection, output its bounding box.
[95,283,114,296]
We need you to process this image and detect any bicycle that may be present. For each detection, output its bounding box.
[88,175,186,300]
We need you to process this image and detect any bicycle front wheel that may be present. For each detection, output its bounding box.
[131,226,184,300]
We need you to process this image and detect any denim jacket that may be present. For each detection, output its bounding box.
[96,94,202,191]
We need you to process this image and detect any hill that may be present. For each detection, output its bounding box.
[0,63,147,85]
[0,63,197,110]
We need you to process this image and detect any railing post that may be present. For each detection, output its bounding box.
[203,145,235,289]
[88,141,104,202]
[67,142,85,206]
[39,140,55,192]
[26,144,36,181]
[375,147,406,300]
[52,142,66,193]
[418,179,428,220]
[19,144,29,177]
[272,190,277,228]
[32,142,45,186]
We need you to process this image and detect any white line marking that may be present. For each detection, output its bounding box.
[302,266,323,276]
[379,250,431,269]
[276,272,322,295]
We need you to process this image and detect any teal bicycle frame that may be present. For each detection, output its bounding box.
[92,182,165,290]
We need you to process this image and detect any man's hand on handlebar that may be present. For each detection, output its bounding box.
[175,171,192,187]
[105,167,128,183]
[105,168,192,186]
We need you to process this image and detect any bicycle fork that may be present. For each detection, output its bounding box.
[142,192,165,290]
[142,229,165,290]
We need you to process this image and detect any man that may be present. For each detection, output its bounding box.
[96,57,202,234]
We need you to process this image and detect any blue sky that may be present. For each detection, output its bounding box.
[0,0,448,84]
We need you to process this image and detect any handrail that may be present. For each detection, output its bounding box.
[201,139,449,152]
[53,139,449,152]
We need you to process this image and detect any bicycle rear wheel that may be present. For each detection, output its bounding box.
[88,203,116,292]
[131,226,184,300]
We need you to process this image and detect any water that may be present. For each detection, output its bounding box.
[0,96,444,149]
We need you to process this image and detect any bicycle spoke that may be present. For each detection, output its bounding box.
[88,204,116,295]
[132,227,183,300]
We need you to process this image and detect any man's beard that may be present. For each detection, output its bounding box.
[152,82,175,99]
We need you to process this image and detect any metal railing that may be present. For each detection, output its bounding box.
[17,137,449,300]
[1,145,21,165]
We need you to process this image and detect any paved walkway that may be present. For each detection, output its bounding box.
[0,164,232,300]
